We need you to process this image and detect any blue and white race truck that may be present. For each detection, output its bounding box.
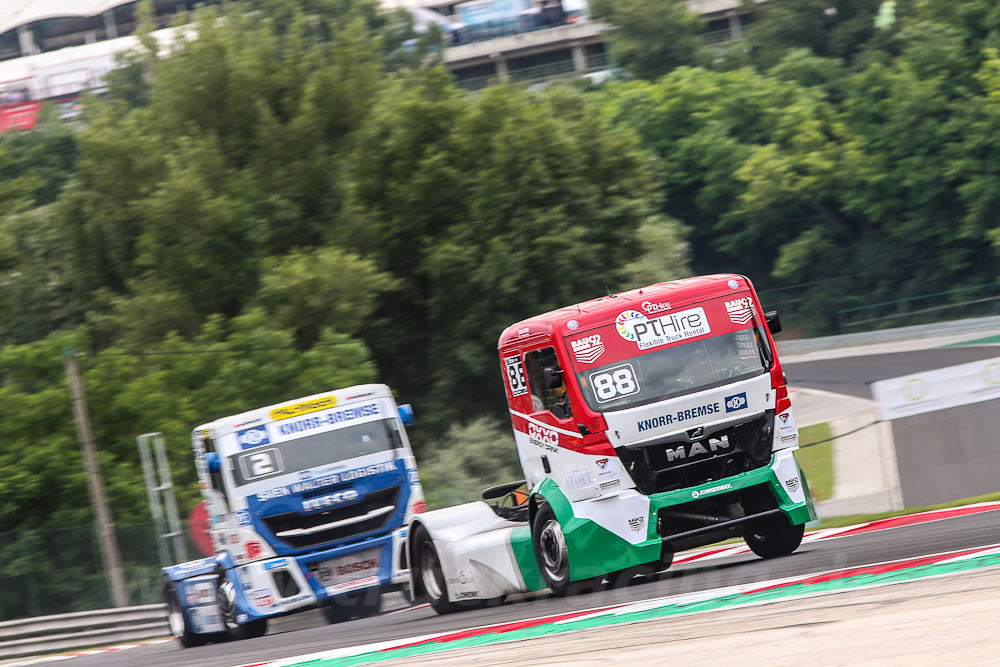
[162,385,425,646]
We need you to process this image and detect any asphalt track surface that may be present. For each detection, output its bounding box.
[60,344,1000,667]
[784,345,1000,398]
[76,508,1000,667]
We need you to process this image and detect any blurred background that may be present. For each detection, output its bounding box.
[3,0,1000,621]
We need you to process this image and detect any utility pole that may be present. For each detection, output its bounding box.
[64,349,129,608]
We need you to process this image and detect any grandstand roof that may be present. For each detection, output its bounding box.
[0,1,131,37]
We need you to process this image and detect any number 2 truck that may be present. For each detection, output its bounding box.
[162,385,425,646]
[409,274,816,608]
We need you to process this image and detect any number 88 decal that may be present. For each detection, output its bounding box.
[589,363,640,402]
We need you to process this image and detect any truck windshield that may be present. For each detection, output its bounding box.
[575,327,769,412]
[228,418,404,490]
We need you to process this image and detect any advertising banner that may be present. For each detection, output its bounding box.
[0,101,41,132]
[871,356,1000,421]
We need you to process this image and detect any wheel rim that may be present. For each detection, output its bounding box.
[218,577,239,630]
[539,519,568,582]
[419,542,444,601]
[166,592,186,637]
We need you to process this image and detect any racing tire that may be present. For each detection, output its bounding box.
[216,571,268,640]
[321,589,382,624]
[163,580,206,648]
[743,514,805,559]
[532,502,576,597]
[413,525,458,614]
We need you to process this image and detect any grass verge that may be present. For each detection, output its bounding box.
[795,422,834,501]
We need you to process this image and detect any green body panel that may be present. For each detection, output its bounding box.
[507,525,546,592]
[528,452,816,585]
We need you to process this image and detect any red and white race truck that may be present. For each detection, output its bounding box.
[409,274,816,609]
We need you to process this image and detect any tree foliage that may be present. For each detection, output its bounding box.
[590,0,704,80]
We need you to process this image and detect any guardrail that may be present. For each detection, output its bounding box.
[778,314,1000,356]
[0,604,168,661]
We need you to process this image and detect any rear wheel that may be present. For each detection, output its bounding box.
[413,525,458,614]
[744,514,805,558]
[164,580,205,648]
[216,572,268,640]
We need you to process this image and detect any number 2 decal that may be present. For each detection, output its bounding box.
[238,448,285,480]
[589,363,640,402]
[504,355,528,397]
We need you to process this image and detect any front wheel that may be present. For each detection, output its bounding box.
[164,580,205,648]
[532,502,574,596]
[744,514,805,558]
[216,572,268,640]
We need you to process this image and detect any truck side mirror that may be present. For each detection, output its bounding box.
[765,310,782,335]
[543,366,564,389]
[398,403,415,427]
[205,452,221,475]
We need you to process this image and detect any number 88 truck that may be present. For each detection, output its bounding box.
[409,275,816,607]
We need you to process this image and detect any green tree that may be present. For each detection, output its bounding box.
[418,417,522,509]
[590,0,704,80]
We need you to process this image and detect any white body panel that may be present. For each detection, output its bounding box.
[410,502,527,601]
[603,373,775,447]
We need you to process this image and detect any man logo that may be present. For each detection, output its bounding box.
[724,392,748,413]
[238,426,270,450]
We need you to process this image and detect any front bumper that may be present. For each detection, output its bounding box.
[540,449,816,582]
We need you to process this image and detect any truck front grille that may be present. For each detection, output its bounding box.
[262,486,400,549]
[616,413,774,495]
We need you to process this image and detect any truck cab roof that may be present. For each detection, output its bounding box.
[193,383,392,435]
[497,274,751,348]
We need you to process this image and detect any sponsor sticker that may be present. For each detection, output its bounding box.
[302,489,359,512]
[246,541,263,560]
[567,319,579,330]
[615,310,646,341]
[725,297,756,325]
[237,425,271,450]
[691,482,733,499]
[326,575,380,595]
[628,516,644,532]
[527,422,559,451]
[252,588,274,606]
[724,392,748,413]
[595,457,616,477]
[504,355,528,397]
[728,279,739,289]
[264,559,288,571]
[599,478,621,491]
[623,307,711,350]
[276,403,380,436]
[641,301,671,314]
[563,469,592,490]
[570,334,606,364]
[235,510,252,527]
[270,395,337,421]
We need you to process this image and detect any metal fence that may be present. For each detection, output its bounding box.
[837,282,1000,334]
[0,520,201,622]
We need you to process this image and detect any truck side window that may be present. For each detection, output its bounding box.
[524,347,572,420]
